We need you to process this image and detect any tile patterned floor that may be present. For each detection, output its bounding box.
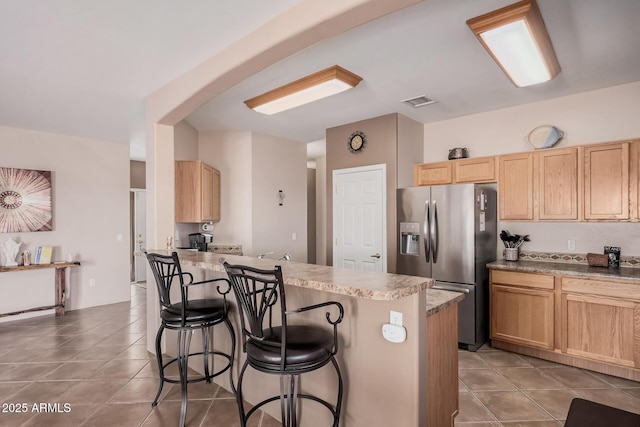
[0,285,278,427]
[2,284,639,426]
[456,345,640,426]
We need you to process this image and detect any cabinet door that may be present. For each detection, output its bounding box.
[499,153,534,220]
[491,284,554,350]
[537,148,579,220]
[414,162,452,186]
[454,156,497,183]
[175,161,202,223]
[631,141,639,221]
[211,168,221,222]
[562,293,639,367]
[201,164,214,221]
[584,142,629,220]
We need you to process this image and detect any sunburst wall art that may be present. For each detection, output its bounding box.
[0,168,52,233]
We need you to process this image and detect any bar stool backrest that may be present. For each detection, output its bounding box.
[223,263,286,349]
[146,252,186,310]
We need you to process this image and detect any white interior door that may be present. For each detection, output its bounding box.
[134,190,147,282]
[333,164,386,272]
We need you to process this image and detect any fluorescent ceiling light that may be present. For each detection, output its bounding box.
[467,0,560,87]
[244,65,362,115]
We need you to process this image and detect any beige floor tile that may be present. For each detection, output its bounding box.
[140,399,211,427]
[0,381,30,401]
[109,378,172,403]
[0,362,64,381]
[474,390,553,422]
[538,367,609,389]
[455,423,501,427]
[497,367,565,390]
[459,350,491,369]
[456,391,497,423]
[522,389,582,419]
[60,378,129,404]
[477,351,533,368]
[588,371,640,388]
[20,403,99,427]
[8,380,78,403]
[91,358,149,379]
[43,360,107,380]
[83,402,153,427]
[459,369,517,391]
[164,379,219,401]
[501,422,563,426]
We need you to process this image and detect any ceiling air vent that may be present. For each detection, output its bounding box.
[402,95,437,108]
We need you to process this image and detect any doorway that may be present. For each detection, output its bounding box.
[130,189,146,283]
[332,164,386,272]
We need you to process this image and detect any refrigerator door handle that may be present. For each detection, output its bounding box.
[423,200,430,263]
[431,200,439,263]
[432,284,470,294]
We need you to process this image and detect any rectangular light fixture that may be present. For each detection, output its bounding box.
[244,65,362,115]
[467,0,560,87]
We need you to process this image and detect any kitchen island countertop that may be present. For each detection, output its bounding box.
[152,249,434,300]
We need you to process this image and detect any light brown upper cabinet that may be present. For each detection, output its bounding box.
[175,160,221,223]
[584,142,629,220]
[499,153,534,220]
[414,161,453,186]
[414,156,496,186]
[454,156,497,183]
[537,147,581,220]
[631,141,639,221]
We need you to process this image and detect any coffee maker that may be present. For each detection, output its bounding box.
[189,233,213,252]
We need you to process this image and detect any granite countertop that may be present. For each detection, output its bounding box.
[151,249,434,301]
[426,289,464,317]
[487,260,640,282]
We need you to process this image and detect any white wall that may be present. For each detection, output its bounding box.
[252,132,307,262]
[198,131,253,253]
[315,155,327,265]
[197,131,307,261]
[423,81,640,256]
[0,125,130,320]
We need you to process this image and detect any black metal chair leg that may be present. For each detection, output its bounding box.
[236,359,250,427]
[178,329,192,427]
[291,374,299,427]
[332,356,343,427]
[202,327,211,382]
[152,325,165,407]
[224,318,237,396]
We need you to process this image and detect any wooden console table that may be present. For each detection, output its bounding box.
[0,262,80,317]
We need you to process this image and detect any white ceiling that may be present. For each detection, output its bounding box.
[2,0,640,161]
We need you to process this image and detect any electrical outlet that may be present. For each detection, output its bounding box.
[89,278,96,287]
[390,310,403,327]
[292,232,297,241]
[568,239,576,251]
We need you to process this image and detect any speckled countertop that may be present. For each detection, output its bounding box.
[487,260,640,282]
[149,249,434,301]
[426,289,464,317]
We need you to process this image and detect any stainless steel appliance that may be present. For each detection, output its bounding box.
[189,233,213,252]
[397,184,496,351]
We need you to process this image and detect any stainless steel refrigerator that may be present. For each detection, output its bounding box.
[397,184,497,351]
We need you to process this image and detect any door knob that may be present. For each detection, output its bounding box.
[370,253,381,259]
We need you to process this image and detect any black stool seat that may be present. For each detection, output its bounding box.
[147,252,236,427]
[162,299,229,323]
[247,325,335,371]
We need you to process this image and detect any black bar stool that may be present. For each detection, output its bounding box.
[146,252,236,427]
[222,261,344,427]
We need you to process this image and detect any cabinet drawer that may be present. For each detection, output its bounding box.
[491,270,554,290]
[561,277,640,301]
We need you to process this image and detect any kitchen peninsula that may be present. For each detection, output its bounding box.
[146,249,460,426]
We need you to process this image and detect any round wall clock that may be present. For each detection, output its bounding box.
[348,131,366,153]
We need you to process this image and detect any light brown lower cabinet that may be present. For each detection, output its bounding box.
[561,292,639,367]
[490,268,640,381]
[490,270,555,350]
